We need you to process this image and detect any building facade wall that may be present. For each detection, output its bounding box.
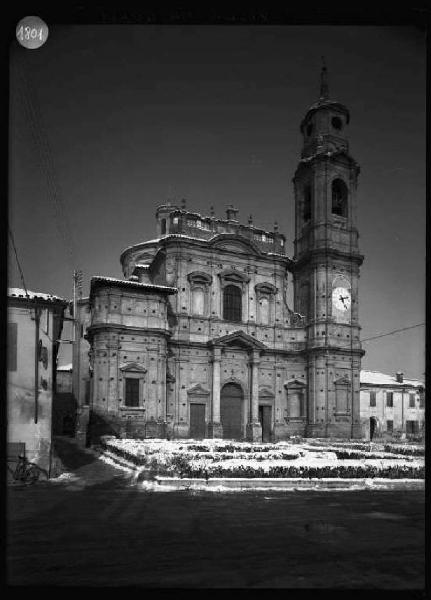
[360,386,425,440]
[7,298,66,470]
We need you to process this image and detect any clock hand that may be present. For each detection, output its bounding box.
[339,295,347,307]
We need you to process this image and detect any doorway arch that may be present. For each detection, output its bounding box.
[370,417,377,440]
[220,383,243,440]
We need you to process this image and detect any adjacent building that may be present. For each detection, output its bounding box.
[7,288,68,471]
[360,370,425,441]
[74,67,366,443]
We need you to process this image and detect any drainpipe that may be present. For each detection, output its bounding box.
[34,305,41,424]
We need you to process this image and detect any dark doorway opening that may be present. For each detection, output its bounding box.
[370,417,377,440]
[259,405,272,442]
[189,404,206,439]
[220,383,243,440]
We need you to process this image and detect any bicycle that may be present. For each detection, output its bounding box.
[7,454,47,485]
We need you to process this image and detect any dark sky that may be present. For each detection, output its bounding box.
[9,25,425,379]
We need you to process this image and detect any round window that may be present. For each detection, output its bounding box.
[306,123,313,136]
[332,116,343,131]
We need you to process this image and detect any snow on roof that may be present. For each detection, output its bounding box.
[57,363,72,372]
[360,370,424,388]
[90,276,177,294]
[8,287,68,303]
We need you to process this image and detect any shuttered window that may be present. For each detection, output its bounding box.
[8,322,17,371]
[125,378,140,407]
[386,392,393,407]
[409,394,415,408]
[369,391,376,407]
[386,420,393,432]
[406,420,418,434]
[223,285,242,322]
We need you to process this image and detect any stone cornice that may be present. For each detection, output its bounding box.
[292,247,364,270]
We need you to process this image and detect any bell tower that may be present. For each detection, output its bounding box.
[292,60,364,438]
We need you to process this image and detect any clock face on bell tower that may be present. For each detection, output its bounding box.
[332,286,351,312]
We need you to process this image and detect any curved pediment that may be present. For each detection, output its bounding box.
[209,234,262,256]
[218,268,250,285]
[187,383,210,396]
[119,362,147,373]
[334,375,351,386]
[284,378,306,389]
[187,271,212,286]
[259,386,275,398]
[255,282,277,295]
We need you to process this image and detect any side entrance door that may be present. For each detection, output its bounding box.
[190,404,206,439]
[259,405,272,442]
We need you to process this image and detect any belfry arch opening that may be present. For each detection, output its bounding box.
[332,178,348,218]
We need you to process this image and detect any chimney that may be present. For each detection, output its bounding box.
[226,205,239,221]
[396,371,404,383]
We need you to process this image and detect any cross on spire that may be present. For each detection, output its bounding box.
[320,56,329,100]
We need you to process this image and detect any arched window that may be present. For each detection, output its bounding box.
[192,287,205,315]
[332,179,348,218]
[303,185,312,222]
[160,218,167,234]
[223,285,242,322]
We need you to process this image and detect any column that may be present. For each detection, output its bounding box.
[246,349,262,442]
[251,351,260,422]
[208,346,223,438]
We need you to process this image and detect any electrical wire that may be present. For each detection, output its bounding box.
[361,323,425,344]
[8,227,30,300]
[13,55,78,271]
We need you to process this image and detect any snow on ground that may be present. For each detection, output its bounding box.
[101,437,424,475]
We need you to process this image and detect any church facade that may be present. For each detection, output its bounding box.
[77,68,364,442]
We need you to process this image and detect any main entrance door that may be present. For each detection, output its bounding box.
[220,383,243,440]
[259,405,272,442]
[190,404,206,439]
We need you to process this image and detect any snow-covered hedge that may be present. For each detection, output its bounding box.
[177,460,424,480]
[100,437,424,480]
[383,444,424,457]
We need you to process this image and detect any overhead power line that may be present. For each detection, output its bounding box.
[13,54,78,271]
[8,227,30,299]
[361,323,425,344]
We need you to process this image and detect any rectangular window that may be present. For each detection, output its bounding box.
[369,391,376,407]
[125,378,140,407]
[386,420,393,432]
[409,394,415,408]
[386,392,393,407]
[406,420,418,434]
[419,392,425,408]
[8,322,17,371]
[196,219,201,228]
[172,216,179,225]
